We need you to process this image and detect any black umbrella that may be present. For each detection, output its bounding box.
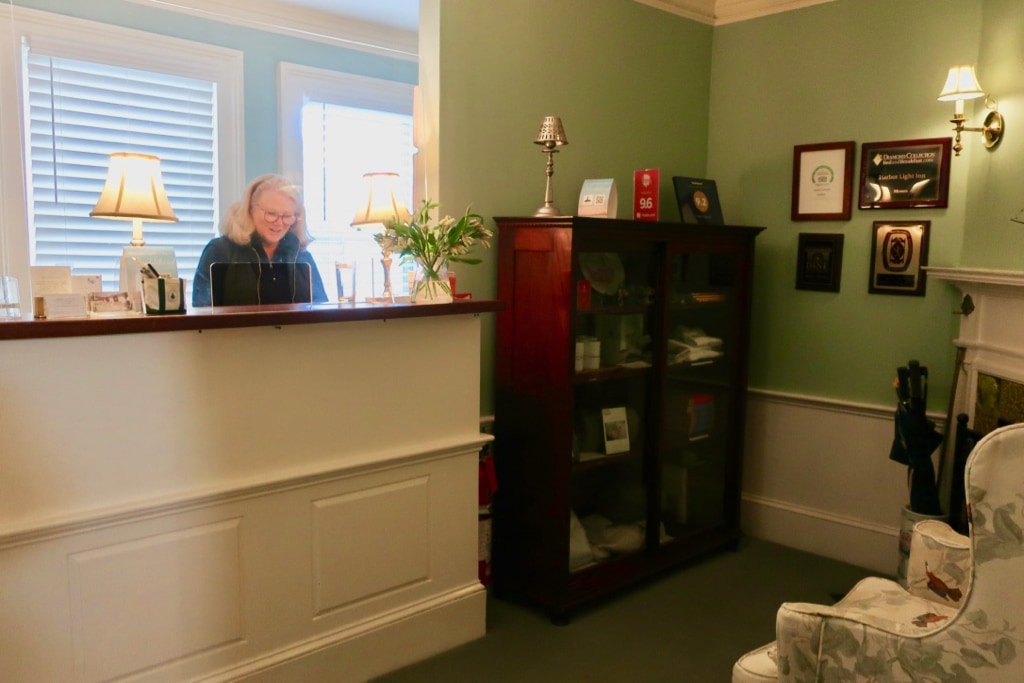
[890,360,943,515]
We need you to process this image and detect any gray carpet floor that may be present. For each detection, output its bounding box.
[373,537,878,682]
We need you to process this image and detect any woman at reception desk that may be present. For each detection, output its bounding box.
[192,173,328,307]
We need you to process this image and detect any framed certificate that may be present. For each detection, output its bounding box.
[796,233,844,292]
[791,141,854,221]
[859,138,951,209]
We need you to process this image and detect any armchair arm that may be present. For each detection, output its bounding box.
[905,519,970,606]
[774,577,957,682]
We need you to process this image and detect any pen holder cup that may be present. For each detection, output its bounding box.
[143,276,186,315]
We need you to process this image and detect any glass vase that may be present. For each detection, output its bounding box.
[413,259,452,304]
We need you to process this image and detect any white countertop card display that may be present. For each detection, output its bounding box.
[579,179,617,218]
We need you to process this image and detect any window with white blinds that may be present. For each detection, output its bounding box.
[278,62,417,301]
[301,102,416,299]
[24,49,218,288]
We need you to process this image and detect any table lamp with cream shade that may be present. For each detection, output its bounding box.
[350,172,410,302]
[91,152,178,246]
[91,152,180,300]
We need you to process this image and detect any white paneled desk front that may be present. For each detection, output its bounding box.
[0,301,499,682]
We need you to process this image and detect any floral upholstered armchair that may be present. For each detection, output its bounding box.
[733,422,1024,682]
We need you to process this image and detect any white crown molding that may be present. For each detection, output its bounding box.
[634,0,835,25]
[124,0,418,61]
[634,0,717,25]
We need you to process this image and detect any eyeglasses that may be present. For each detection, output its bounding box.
[256,206,298,225]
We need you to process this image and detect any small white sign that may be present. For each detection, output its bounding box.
[36,293,89,319]
[578,178,618,218]
[71,274,104,293]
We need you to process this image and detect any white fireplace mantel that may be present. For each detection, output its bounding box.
[927,266,1024,424]
[927,266,1024,296]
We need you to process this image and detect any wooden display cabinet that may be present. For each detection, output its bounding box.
[492,215,764,620]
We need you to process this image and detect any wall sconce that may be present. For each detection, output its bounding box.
[533,116,568,217]
[937,64,1005,156]
[351,172,410,302]
[90,152,178,246]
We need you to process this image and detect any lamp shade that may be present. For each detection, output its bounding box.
[534,116,568,147]
[91,153,178,221]
[90,152,177,246]
[350,172,410,227]
[937,65,985,101]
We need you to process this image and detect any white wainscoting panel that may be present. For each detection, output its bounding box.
[0,314,488,682]
[69,520,244,682]
[312,476,431,615]
[741,389,946,575]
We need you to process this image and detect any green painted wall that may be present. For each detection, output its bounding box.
[706,0,993,410]
[440,0,1024,414]
[961,0,1024,266]
[435,0,713,413]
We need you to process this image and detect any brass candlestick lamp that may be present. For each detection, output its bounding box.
[533,116,568,217]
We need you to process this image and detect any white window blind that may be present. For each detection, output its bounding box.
[24,47,218,287]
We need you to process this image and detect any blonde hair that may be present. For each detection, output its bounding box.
[220,173,314,247]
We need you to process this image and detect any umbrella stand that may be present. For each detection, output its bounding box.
[890,360,944,516]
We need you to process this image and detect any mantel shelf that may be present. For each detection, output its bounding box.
[926,266,1024,295]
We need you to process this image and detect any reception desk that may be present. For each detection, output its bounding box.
[0,301,500,682]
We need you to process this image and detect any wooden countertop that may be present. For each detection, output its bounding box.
[0,299,504,341]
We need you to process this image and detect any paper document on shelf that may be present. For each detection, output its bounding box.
[30,266,72,295]
[602,406,630,454]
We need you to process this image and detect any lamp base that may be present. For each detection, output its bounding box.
[533,204,565,218]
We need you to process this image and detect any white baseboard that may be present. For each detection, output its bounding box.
[741,389,939,576]
[206,584,487,682]
[740,494,899,575]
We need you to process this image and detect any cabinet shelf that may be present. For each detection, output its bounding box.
[579,304,650,316]
[494,215,763,619]
[574,364,651,383]
[573,449,643,473]
[669,298,730,311]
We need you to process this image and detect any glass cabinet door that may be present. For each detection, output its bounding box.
[568,244,656,572]
[658,246,742,541]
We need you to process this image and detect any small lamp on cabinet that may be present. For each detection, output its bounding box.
[533,116,569,217]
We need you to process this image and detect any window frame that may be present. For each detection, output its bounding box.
[278,61,415,183]
[278,62,417,300]
[0,6,244,288]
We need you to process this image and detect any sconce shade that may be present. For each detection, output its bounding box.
[937,65,985,101]
[534,116,568,147]
[350,172,410,227]
[90,152,178,247]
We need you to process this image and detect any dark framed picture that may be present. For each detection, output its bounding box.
[869,221,930,296]
[796,233,844,292]
[791,141,855,221]
[858,138,951,209]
